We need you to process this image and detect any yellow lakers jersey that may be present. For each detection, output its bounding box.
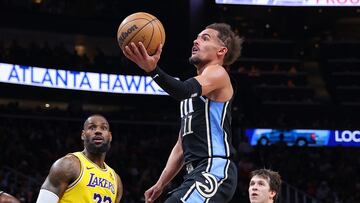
[59,152,118,203]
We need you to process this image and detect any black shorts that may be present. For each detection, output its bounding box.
[165,158,237,203]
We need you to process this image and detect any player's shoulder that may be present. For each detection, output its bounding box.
[206,64,226,70]
[105,164,121,182]
[57,153,81,167]
[202,64,230,81]
[204,64,228,75]
[50,153,81,177]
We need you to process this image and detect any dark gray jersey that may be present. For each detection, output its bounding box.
[180,96,235,164]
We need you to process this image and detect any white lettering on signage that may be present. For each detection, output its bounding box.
[335,130,360,142]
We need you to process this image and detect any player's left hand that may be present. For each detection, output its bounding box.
[123,42,162,73]
[144,184,163,203]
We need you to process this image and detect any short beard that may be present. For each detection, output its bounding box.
[85,140,111,155]
[189,56,201,65]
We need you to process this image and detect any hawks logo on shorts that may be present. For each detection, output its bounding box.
[195,172,219,198]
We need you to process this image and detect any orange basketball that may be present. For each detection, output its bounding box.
[117,12,166,56]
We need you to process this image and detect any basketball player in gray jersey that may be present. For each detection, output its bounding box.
[123,23,243,203]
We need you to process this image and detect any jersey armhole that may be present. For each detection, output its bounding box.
[66,154,84,191]
[112,170,118,196]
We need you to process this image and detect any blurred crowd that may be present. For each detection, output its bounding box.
[0,39,137,75]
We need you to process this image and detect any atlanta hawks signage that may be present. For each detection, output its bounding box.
[0,62,167,95]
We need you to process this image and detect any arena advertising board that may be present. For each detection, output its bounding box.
[216,0,360,7]
[245,128,360,147]
[0,62,167,95]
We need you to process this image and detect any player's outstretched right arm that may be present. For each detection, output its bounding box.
[36,155,80,203]
[144,134,184,203]
[124,42,203,101]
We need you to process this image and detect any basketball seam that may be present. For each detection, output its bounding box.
[124,18,158,49]
[154,19,165,45]
[117,18,152,47]
[118,18,151,32]
[148,19,164,54]
[145,20,155,52]
[141,13,156,19]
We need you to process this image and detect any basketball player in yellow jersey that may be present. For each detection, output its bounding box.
[36,114,123,203]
